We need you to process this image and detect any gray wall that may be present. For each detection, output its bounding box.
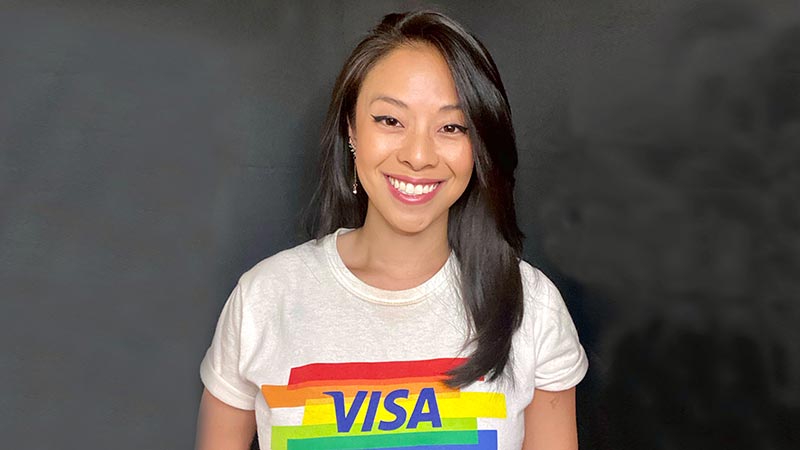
[2,0,798,449]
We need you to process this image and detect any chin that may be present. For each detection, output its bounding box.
[387,212,445,236]
[367,197,449,236]
[392,221,430,236]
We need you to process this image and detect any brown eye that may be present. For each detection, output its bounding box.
[442,124,467,134]
[371,115,402,127]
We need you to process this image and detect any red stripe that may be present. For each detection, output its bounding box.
[287,358,468,385]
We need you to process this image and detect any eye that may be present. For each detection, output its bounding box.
[371,115,402,128]
[441,124,468,134]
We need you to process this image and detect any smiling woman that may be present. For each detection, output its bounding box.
[348,43,474,237]
[196,10,588,450]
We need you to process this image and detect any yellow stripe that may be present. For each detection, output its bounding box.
[439,392,507,419]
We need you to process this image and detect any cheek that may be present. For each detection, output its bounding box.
[448,143,475,182]
[357,134,395,165]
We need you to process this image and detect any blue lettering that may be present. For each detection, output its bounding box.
[407,387,442,429]
[361,391,382,432]
[378,389,409,431]
[323,391,367,433]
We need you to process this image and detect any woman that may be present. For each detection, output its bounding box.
[197,10,587,450]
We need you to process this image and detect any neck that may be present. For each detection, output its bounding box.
[349,205,451,279]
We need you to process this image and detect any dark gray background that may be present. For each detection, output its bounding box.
[2,0,798,449]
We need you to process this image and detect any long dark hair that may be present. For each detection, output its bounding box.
[306,10,524,388]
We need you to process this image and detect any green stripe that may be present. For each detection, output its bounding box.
[272,418,477,450]
[286,430,479,450]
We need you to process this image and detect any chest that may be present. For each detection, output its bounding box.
[242,295,532,450]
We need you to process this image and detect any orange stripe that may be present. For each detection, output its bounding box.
[262,380,458,408]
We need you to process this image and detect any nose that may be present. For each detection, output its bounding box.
[397,130,438,171]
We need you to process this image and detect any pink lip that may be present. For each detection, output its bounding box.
[384,174,445,205]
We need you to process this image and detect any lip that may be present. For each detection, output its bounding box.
[384,174,445,205]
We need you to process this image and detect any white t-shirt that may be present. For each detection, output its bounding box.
[200,228,588,450]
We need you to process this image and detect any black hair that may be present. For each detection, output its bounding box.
[306,10,524,388]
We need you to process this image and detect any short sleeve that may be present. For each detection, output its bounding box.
[199,283,259,410]
[531,271,589,391]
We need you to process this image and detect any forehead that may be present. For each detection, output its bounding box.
[358,43,460,107]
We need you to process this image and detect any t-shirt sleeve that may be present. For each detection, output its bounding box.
[531,270,589,391]
[199,283,259,410]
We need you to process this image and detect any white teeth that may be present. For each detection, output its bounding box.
[388,176,440,196]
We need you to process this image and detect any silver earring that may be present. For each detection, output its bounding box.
[348,139,358,195]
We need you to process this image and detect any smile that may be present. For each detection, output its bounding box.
[387,176,441,195]
[385,175,444,205]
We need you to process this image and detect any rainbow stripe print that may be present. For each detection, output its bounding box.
[261,358,506,449]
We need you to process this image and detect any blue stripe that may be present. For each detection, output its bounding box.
[375,430,497,450]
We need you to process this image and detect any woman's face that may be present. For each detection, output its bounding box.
[349,43,474,235]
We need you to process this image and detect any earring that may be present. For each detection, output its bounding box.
[348,138,358,195]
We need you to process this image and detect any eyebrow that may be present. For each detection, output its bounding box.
[370,95,462,112]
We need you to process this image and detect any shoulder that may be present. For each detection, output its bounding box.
[516,261,589,390]
[236,236,328,299]
[518,260,564,314]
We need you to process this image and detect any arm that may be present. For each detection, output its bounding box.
[195,388,257,450]
[521,387,578,450]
